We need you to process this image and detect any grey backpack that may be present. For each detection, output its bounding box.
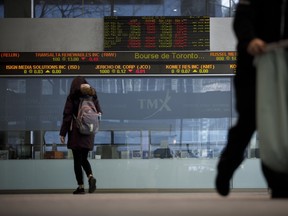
[74,96,99,135]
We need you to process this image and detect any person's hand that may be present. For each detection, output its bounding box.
[247,38,267,56]
[60,136,65,144]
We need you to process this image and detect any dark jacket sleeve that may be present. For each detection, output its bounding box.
[94,94,103,114]
[233,0,255,51]
[59,95,74,137]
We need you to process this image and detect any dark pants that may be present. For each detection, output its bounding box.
[261,162,288,198]
[72,148,92,185]
[221,53,256,161]
[223,53,288,199]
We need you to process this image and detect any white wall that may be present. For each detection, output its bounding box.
[210,18,237,51]
[0,18,104,52]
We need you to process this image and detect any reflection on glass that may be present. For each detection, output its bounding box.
[0,0,3,18]
[0,76,261,160]
[33,0,238,18]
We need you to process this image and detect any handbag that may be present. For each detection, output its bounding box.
[255,47,288,173]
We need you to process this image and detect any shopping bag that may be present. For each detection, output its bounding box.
[256,47,288,174]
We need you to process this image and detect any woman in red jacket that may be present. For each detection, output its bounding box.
[60,76,102,194]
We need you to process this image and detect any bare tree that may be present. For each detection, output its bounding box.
[35,0,111,18]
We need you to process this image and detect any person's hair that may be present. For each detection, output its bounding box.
[69,76,88,97]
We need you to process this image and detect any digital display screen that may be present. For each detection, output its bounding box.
[104,16,210,51]
[0,51,237,76]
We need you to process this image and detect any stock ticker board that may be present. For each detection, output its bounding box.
[0,51,237,77]
[104,16,210,51]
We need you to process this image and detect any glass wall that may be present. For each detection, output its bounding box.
[33,0,239,18]
[0,0,3,18]
[0,0,238,19]
[0,76,242,160]
[0,0,256,162]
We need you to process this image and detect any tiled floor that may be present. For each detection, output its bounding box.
[1,191,288,216]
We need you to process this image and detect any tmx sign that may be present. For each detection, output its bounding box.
[102,90,231,120]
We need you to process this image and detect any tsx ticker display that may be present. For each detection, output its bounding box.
[0,51,237,77]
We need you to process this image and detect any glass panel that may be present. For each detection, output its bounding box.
[33,0,239,18]
[0,0,3,18]
[44,131,66,155]
[0,0,239,18]
[34,0,111,18]
[0,77,245,159]
[4,131,30,159]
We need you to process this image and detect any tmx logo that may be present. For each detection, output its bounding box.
[138,91,172,119]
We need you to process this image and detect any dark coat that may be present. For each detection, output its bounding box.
[231,0,288,111]
[234,0,288,53]
[60,86,102,151]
